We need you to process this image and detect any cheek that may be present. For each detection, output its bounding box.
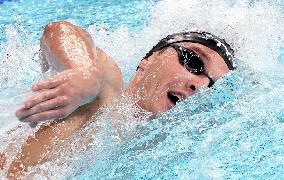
[156,64,185,83]
[142,65,170,88]
[205,57,230,79]
[148,96,169,116]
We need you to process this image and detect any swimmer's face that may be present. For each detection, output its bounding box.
[128,42,230,117]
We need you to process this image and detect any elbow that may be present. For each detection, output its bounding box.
[40,21,74,45]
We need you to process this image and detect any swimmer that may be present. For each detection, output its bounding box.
[0,21,235,178]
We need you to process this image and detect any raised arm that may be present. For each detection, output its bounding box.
[5,22,123,178]
[16,21,123,122]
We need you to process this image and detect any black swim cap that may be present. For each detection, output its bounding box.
[143,31,236,70]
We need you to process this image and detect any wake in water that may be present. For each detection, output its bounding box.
[0,0,283,179]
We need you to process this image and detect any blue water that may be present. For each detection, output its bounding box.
[67,69,284,179]
[0,0,284,179]
[0,0,154,43]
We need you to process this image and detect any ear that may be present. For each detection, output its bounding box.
[138,59,149,71]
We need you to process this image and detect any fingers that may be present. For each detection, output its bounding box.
[24,88,59,109]
[32,74,64,91]
[19,108,69,123]
[16,96,68,121]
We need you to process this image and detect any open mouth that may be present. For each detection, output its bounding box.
[167,92,182,105]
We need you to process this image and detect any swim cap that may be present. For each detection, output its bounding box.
[143,31,236,70]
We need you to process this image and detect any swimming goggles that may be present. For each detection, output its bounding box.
[169,44,215,87]
[143,31,236,87]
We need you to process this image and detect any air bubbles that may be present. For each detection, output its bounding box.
[0,24,43,89]
[276,110,284,123]
[88,0,284,80]
[0,0,283,178]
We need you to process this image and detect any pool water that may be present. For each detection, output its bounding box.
[0,0,154,41]
[0,0,284,179]
[74,70,284,179]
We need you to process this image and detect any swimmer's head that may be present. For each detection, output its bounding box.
[128,30,235,117]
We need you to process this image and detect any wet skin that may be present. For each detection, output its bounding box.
[1,21,229,177]
[128,42,229,116]
[3,21,124,178]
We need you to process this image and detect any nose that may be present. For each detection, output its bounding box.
[189,84,196,91]
[177,71,208,97]
[185,81,198,94]
[184,74,207,95]
[184,72,211,93]
[183,80,199,97]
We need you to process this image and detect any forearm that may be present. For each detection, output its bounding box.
[7,96,106,178]
[10,22,123,176]
[40,21,123,102]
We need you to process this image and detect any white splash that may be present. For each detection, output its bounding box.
[90,0,284,75]
[0,0,283,178]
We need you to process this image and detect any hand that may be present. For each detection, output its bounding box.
[16,67,101,123]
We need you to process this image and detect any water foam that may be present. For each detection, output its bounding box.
[0,0,283,179]
[90,0,284,75]
[74,0,284,178]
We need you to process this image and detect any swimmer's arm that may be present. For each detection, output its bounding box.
[5,21,122,177]
[6,86,107,178]
[4,114,91,178]
[16,21,123,123]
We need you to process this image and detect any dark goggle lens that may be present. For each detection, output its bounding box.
[169,44,215,87]
[178,48,205,75]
